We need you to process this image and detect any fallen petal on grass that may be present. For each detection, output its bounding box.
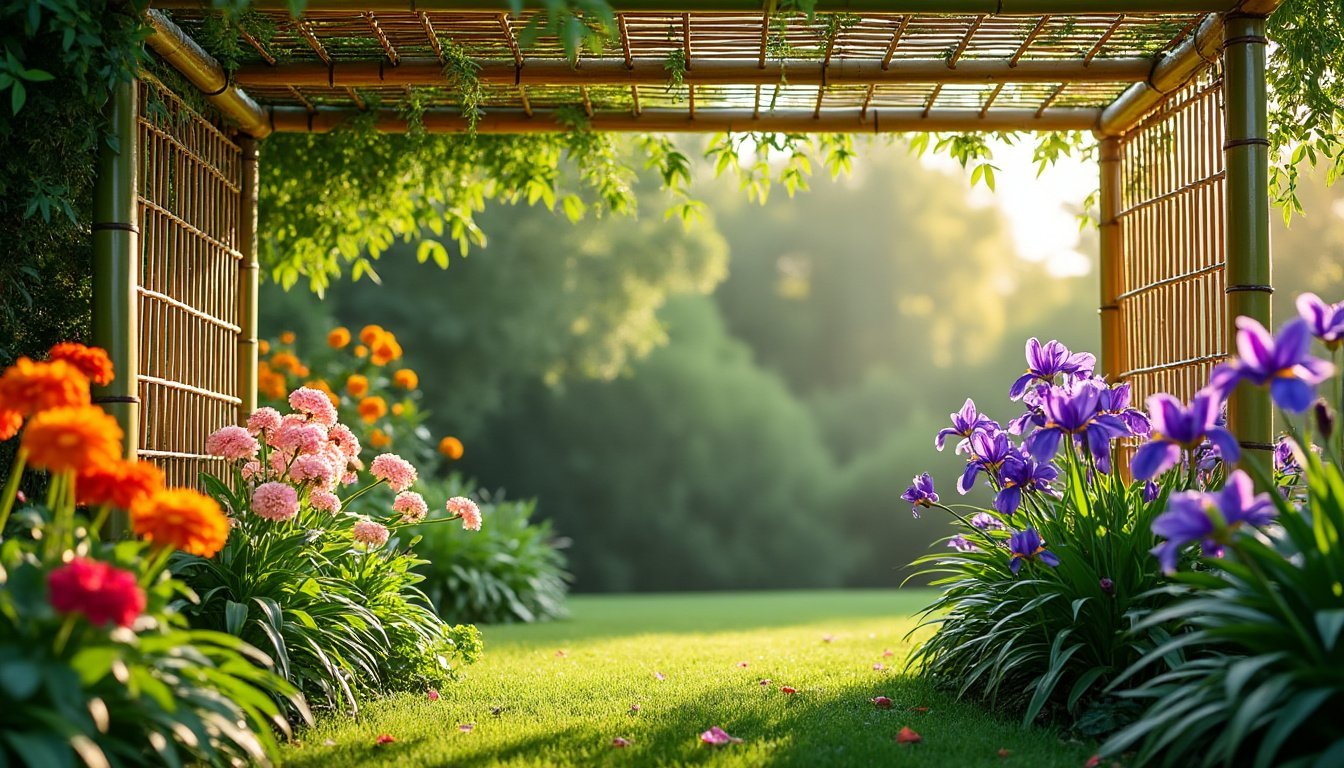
[908,706,929,713]
[700,727,743,747]
[759,679,772,686]
[896,727,922,745]
[654,671,666,681]
[1084,757,1101,768]
[873,663,886,671]
[999,748,1012,758]
[737,661,749,667]
[612,737,631,748]
[780,686,797,694]
[458,724,475,733]
[426,689,440,701]
[871,696,893,709]
[882,649,895,657]
[630,703,641,713]
[375,734,396,746]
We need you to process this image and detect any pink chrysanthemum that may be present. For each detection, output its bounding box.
[310,489,341,514]
[290,454,335,487]
[252,482,299,522]
[393,491,428,524]
[205,425,259,461]
[241,459,263,482]
[327,423,361,459]
[447,496,482,531]
[272,421,327,455]
[289,386,339,426]
[247,407,282,435]
[370,453,417,492]
[352,519,390,548]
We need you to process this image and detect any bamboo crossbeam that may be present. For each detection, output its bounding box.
[143,10,271,137]
[150,0,1242,13]
[266,105,1100,133]
[234,57,1154,88]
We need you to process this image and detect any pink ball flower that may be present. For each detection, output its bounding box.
[290,454,335,487]
[393,491,428,524]
[327,423,361,459]
[247,407,282,435]
[252,482,299,522]
[241,459,263,482]
[289,386,339,426]
[205,425,259,461]
[447,496,482,531]
[370,453,417,492]
[310,489,342,514]
[352,519,390,548]
[272,421,327,455]
[341,471,358,486]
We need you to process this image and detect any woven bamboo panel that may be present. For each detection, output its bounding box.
[1115,66,1226,408]
[137,77,244,488]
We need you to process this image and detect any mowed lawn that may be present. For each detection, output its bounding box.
[284,591,1098,767]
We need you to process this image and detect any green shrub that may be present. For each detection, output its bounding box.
[409,476,571,625]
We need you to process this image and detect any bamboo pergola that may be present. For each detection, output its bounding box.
[93,0,1281,482]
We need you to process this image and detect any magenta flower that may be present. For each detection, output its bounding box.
[958,430,1015,494]
[901,473,939,518]
[1209,317,1335,413]
[1022,380,1129,471]
[1007,528,1060,574]
[1150,470,1276,573]
[994,455,1059,516]
[935,399,1000,453]
[1009,338,1096,400]
[1297,292,1344,349]
[1130,389,1240,480]
[700,727,742,747]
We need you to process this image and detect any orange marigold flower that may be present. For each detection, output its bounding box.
[346,374,369,398]
[369,428,392,448]
[47,343,114,386]
[359,396,388,423]
[257,363,287,400]
[131,487,230,557]
[391,403,405,417]
[306,380,340,407]
[359,325,386,346]
[21,406,122,473]
[370,337,403,367]
[393,369,418,390]
[270,352,302,375]
[258,339,271,355]
[0,357,91,416]
[354,345,369,359]
[0,409,21,441]
[77,459,164,509]
[328,327,351,349]
[438,436,464,460]
[280,331,296,345]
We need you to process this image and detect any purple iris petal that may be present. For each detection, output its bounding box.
[1009,339,1097,401]
[971,512,1005,530]
[1132,441,1181,480]
[1297,293,1344,348]
[1213,318,1336,413]
[1007,527,1058,574]
[1149,469,1276,573]
[1142,480,1161,503]
[935,398,1000,453]
[1130,389,1240,480]
[958,430,1015,494]
[947,535,978,553]
[901,473,939,518]
[995,455,1059,516]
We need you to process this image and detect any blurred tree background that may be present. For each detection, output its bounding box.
[262,141,1344,592]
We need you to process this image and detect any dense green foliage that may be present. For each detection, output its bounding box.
[281,591,1100,768]
[408,476,572,625]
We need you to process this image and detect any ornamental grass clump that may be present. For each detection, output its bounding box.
[1099,296,1344,768]
[179,384,484,714]
[0,343,304,768]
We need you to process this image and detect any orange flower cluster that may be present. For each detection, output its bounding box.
[438,436,465,460]
[23,406,123,473]
[328,327,351,349]
[0,357,91,416]
[360,325,404,367]
[393,369,418,390]
[131,488,230,558]
[368,428,392,448]
[77,459,165,509]
[346,374,369,397]
[359,396,388,423]
[47,343,114,386]
[270,351,309,378]
[257,361,288,400]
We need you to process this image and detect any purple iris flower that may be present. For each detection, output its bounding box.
[1009,339,1097,401]
[1142,480,1161,504]
[1297,293,1344,349]
[1209,317,1336,413]
[1022,380,1130,471]
[1274,436,1301,478]
[1130,389,1240,480]
[1007,386,1048,436]
[1150,469,1277,573]
[957,430,1015,494]
[1007,528,1061,574]
[1099,382,1151,437]
[971,512,1006,531]
[935,398,1001,454]
[994,455,1061,516]
[901,473,939,518]
[947,535,978,553]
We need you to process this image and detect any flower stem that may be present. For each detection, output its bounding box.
[0,448,28,536]
[340,478,386,507]
[52,614,78,657]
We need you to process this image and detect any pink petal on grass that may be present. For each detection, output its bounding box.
[458,724,475,733]
[630,703,641,713]
[896,727,922,745]
[873,663,886,671]
[427,689,440,701]
[612,737,631,748]
[882,649,895,658]
[737,661,749,668]
[759,679,772,687]
[871,696,893,709]
[822,634,835,643]
[555,650,568,658]
[700,727,742,747]
[654,671,666,681]
[1084,757,1102,768]
[998,748,1012,759]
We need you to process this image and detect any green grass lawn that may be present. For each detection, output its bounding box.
[283,590,1097,767]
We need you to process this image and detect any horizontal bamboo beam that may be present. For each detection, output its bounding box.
[143,10,271,138]
[236,57,1153,89]
[267,106,1100,133]
[151,0,1241,13]
[1097,0,1283,136]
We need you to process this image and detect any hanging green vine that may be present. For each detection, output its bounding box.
[441,40,484,133]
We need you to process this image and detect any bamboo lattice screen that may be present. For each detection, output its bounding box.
[136,76,245,487]
[1114,68,1226,407]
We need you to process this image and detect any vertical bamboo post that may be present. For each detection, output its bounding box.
[92,80,140,461]
[1098,136,1125,383]
[238,136,260,418]
[1222,13,1272,455]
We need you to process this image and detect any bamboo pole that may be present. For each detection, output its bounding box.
[151,0,1242,13]
[1098,137,1125,382]
[235,57,1154,89]
[238,136,260,420]
[266,106,1101,133]
[1222,12,1272,455]
[143,10,272,138]
[92,80,141,498]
